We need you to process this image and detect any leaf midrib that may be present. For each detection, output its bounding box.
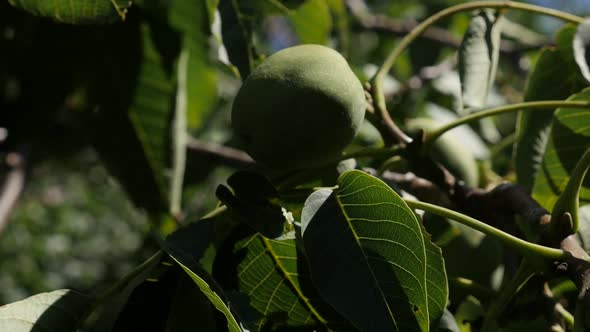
[334,178,399,331]
[261,236,328,325]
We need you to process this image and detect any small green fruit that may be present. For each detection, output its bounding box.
[407,118,479,187]
[231,44,366,170]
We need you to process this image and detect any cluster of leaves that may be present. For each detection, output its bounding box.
[3,0,590,331]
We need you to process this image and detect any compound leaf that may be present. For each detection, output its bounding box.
[234,233,351,330]
[514,25,588,190]
[301,170,448,331]
[533,88,590,211]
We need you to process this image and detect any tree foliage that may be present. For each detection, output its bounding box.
[2,0,590,331]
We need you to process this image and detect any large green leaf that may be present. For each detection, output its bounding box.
[289,0,333,45]
[127,22,177,206]
[136,0,218,130]
[234,233,351,330]
[533,88,590,210]
[326,0,349,55]
[0,289,91,331]
[87,1,217,216]
[514,25,588,190]
[301,170,448,331]
[458,9,502,110]
[7,0,130,24]
[87,20,173,215]
[167,0,219,214]
[77,21,144,213]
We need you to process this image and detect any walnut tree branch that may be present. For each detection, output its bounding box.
[185,137,259,170]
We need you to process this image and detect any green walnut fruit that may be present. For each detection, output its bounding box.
[407,118,479,187]
[231,44,366,170]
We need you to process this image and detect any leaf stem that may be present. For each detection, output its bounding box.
[423,101,590,152]
[110,0,129,20]
[404,199,570,261]
[170,48,190,219]
[200,205,228,220]
[556,302,575,330]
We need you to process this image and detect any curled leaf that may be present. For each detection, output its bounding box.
[573,19,590,83]
[458,9,503,110]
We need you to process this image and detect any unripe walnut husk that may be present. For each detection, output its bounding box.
[231,44,366,170]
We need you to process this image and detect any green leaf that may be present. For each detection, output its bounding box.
[128,22,176,202]
[7,0,130,24]
[218,0,299,79]
[135,0,218,131]
[218,0,262,79]
[301,170,448,331]
[326,0,349,56]
[0,289,91,331]
[458,9,503,110]
[423,229,448,324]
[168,0,219,214]
[573,19,590,83]
[551,146,590,234]
[165,271,218,332]
[533,88,590,211]
[85,252,165,332]
[289,0,333,45]
[234,233,351,329]
[453,296,483,332]
[514,25,588,190]
[88,0,217,216]
[87,21,175,215]
[217,171,288,238]
[81,21,158,214]
[162,238,244,332]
